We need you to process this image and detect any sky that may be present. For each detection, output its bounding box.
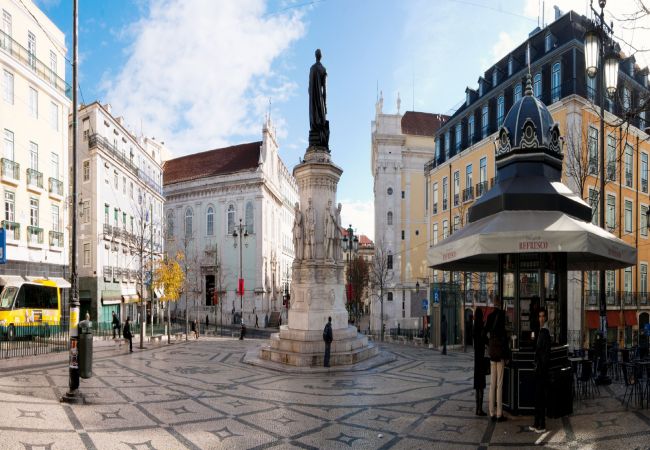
[35,0,650,241]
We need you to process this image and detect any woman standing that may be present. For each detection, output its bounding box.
[473,308,487,416]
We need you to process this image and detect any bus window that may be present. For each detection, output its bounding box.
[23,284,58,309]
[0,287,17,309]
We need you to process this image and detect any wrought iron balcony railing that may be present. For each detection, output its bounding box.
[1,158,19,180]
[27,225,43,244]
[49,231,63,247]
[48,177,63,196]
[27,168,43,189]
[2,220,20,240]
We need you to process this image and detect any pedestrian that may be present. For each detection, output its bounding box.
[123,316,133,353]
[191,319,197,339]
[323,316,333,367]
[441,315,448,355]
[112,311,120,339]
[484,296,509,422]
[206,314,209,330]
[255,314,259,328]
[473,308,488,416]
[239,319,246,340]
[530,308,551,433]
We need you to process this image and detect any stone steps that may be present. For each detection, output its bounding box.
[259,341,378,367]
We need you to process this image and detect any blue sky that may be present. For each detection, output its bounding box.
[36,0,649,239]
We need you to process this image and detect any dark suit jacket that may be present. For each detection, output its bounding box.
[535,327,551,375]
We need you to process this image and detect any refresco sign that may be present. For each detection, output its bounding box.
[518,240,549,250]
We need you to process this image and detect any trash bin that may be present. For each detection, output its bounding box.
[547,365,573,418]
[78,318,93,379]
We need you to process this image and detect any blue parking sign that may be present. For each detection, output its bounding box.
[422,299,428,311]
[0,228,5,264]
[434,290,439,304]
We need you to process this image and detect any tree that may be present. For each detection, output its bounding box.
[153,252,184,344]
[346,255,369,327]
[369,240,393,341]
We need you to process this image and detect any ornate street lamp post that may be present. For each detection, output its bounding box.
[584,0,620,385]
[342,225,359,326]
[232,219,248,318]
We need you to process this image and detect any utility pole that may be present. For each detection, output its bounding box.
[150,202,154,339]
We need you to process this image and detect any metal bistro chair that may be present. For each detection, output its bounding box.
[620,362,643,408]
[576,359,598,400]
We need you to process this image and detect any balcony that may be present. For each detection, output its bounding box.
[103,223,112,239]
[27,225,44,246]
[1,158,20,185]
[643,179,648,193]
[49,230,63,248]
[48,177,63,199]
[88,134,139,176]
[2,220,20,242]
[453,193,459,207]
[625,171,633,188]
[476,181,488,197]
[0,30,71,99]
[26,169,44,192]
[114,268,121,282]
[103,266,113,282]
[462,187,474,202]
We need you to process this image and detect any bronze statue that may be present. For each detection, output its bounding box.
[308,49,329,149]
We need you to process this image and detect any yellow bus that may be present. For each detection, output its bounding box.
[0,276,69,339]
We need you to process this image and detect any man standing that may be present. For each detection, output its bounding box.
[112,311,120,339]
[530,308,551,433]
[323,316,333,367]
[441,315,448,355]
[123,317,133,353]
[484,296,508,422]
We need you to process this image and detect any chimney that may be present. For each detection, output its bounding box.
[104,103,111,114]
[554,5,561,20]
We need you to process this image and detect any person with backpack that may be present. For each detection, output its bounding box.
[484,296,509,422]
[323,316,333,367]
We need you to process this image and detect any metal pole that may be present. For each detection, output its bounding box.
[62,0,82,404]
[150,203,154,338]
[239,220,243,313]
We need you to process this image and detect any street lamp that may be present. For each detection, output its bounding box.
[232,219,248,317]
[341,224,359,326]
[584,0,620,385]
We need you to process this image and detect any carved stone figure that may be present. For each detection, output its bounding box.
[292,202,304,260]
[323,200,335,260]
[305,198,316,259]
[334,202,343,261]
[308,49,329,149]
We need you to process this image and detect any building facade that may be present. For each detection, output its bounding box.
[426,10,650,348]
[371,96,447,333]
[163,118,297,327]
[75,102,165,323]
[0,0,70,288]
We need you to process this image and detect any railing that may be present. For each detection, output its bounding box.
[89,134,139,175]
[49,231,63,247]
[0,324,69,358]
[462,187,474,202]
[103,266,113,281]
[48,177,63,196]
[27,168,43,189]
[643,179,648,193]
[476,181,488,197]
[0,30,71,99]
[139,169,163,196]
[27,226,43,244]
[103,223,112,237]
[432,203,438,214]
[114,268,122,282]
[453,193,459,207]
[607,162,616,181]
[1,158,19,180]
[442,198,448,210]
[583,290,650,308]
[625,170,633,187]
[585,290,599,306]
[2,220,20,240]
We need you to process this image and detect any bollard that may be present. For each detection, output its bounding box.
[78,317,93,379]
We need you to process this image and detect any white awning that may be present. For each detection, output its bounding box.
[428,210,637,272]
[0,275,28,286]
[0,276,71,288]
[45,277,71,288]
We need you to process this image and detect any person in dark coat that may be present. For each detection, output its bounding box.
[530,308,551,433]
[473,308,487,416]
[123,317,133,353]
[323,316,333,367]
[441,315,448,355]
[484,296,508,422]
[112,311,120,339]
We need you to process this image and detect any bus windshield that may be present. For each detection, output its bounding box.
[0,286,17,309]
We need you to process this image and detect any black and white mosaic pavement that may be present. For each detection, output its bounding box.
[1,338,649,449]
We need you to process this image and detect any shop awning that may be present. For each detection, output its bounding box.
[623,310,638,326]
[102,290,122,305]
[45,277,71,288]
[123,294,140,304]
[429,210,637,272]
[607,311,620,327]
[586,311,600,329]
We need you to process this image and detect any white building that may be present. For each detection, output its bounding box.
[163,117,297,327]
[75,102,165,323]
[0,0,70,287]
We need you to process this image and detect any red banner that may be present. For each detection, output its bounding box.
[213,290,219,305]
[238,278,245,295]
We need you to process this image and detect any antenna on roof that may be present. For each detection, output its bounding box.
[412,68,415,112]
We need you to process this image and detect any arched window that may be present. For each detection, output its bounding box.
[387,211,393,225]
[227,204,235,235]
[206,206,214,236]
[551,62,561,102]
[166,210,174,238]
[533,72,542,99]
[497,95,505,127]
[184,207,193,238]
[245,201,254,234]
[514,83,522,103]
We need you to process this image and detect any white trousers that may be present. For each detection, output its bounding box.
[489,360,505,417]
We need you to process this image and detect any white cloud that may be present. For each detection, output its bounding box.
[339,199,374,242]
[102,0,305,155]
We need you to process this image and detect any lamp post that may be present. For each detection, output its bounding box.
[584,0,620,385]
[232,218,248,318]
[342,225,359,326]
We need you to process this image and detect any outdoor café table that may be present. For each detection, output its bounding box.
[636,360,650,408]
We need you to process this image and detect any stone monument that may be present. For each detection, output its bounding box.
[257,49,378,367]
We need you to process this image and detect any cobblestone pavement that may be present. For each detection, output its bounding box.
[1,338,649,449]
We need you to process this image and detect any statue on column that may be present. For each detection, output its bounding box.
[334,202,342,262]
[323,200,336,260]
[292,202,304,261]
[304,198,316,259]
[308,49,329,149]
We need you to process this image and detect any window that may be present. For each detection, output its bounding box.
[465,164,473,198]
[82,118,89,140]
[83,160,90,181]
[442,176,448,210]
[49,51,57,84]
[104,204,109,224]
[481,104,489,138]
[551,62,561,102]
[3,70,13,104]
[624,267,632,295]
[245,201,254,233]
[455,123,462,151]
[545,33,552,52]
[497,95,505,127]
[4,191,14,222]
[625,144,633,187]
[514,83,522,102]
[641,205,648,237]
[479,157,487,183]
[453,171,460,206]
[468,115,475,143]
[606,194,615,229]
[387,254,393,270]
[50,152,58,180]
[227,205,235,234]
[122,176,126,195]
[587,75,597,102]
[453,215,460,232]
[387,187,393,195]
[401,190,405,199]
[1,10,11,48]
[508,56,513,76]
[166,210,174,237]
[29,87,38,118]
[387,211,393,225]
[492,70,498,86]
[588,126,598,175]
[114,170,118,188]
[401,230,405,240]
[122,212,126,229]
[625,200,632,233]
[30,198,39,227]
[607,135,616,180]
[433,183,438,212]
[27,31,35,68]
[642,153,648,193]
[207,206,214,235]
[443,220,449,239]
[622,87,631,111]
[606,271,615,295]
[113,208,118,227]
[29,142,38,170]
[533,73,542,98]
[50,102,58,130]
[82,200,90,223]
[641,264,648,294]
[51,205,60,232]
[433,223,438,245]
[640,98,647,130]
[589,188,599,225]
[3,129,14,160]
[387,292,393,301]
[83,242,91,266]
[444,130,450,159]
[184,208,193,238]
[129,182,133,198]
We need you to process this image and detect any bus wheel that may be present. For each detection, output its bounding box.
[8,324,15,341]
